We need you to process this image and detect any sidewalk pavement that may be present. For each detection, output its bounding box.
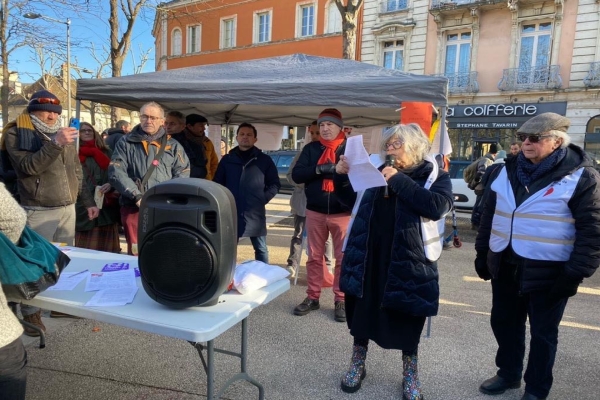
[19,194,600,399]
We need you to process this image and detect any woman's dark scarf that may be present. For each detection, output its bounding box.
[516,147,567,191]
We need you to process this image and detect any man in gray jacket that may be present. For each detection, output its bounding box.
[109,102,190,255]
[2,89,97,335]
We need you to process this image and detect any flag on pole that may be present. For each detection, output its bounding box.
[400,102,433,137]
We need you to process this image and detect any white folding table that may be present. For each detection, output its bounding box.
[18,247,290,400]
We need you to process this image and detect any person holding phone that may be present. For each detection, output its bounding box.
[0,89,97,335]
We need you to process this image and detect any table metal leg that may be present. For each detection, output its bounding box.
[9,302,46,349]
[189,317,264,400]
[207,340,215,400]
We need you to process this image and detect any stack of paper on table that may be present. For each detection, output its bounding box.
[46,264,138,307]
[84,268,138,307]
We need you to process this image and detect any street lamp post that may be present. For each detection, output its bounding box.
[23,13,72,121]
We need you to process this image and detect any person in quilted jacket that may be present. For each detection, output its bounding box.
[334,124,452,399]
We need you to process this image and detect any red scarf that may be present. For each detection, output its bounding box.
[79,141,110,170]
[318,131,346,192]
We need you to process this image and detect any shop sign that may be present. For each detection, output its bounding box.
[447,102,567,129]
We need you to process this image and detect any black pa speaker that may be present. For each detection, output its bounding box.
[137,178,237,308]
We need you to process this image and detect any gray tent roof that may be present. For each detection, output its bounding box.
[76,54,448,127]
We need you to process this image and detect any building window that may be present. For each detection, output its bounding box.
[254,11,272,43]
[385,0,408,12]
[298,3,315,37]
[221,17,236,49]
[517,22,552,82]
[325,1,342,34]
[444,32,471,79]
[171,28,182,56]
[186,25,201,53]
[382,40,404,70]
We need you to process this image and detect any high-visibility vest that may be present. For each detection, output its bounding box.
[489,167,583,261]
[421,155,445,262]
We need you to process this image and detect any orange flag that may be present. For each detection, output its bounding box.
[400,102,433,138]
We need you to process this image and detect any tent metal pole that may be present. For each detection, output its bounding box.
[439,106,447,155]
[224,105,240,154]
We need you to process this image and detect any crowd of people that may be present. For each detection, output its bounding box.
[1,90,599,400]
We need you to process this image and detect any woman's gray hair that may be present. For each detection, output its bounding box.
[548,129,571,148]
[380,123,431,165]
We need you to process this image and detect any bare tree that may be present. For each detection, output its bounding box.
[130,43,151,75]
[27,44,62,88]
[0,1,43,125]
[1,0,88,125]
[108,0,147,124]
[72,43,111,125]
[333,0,364,60]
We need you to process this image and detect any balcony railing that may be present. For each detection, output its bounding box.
[430,0,504,10]
[380,0,409,13]
[583,62,600,88]
[497,65,562,91]
[435,71,480,94]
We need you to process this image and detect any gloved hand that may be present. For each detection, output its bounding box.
[549,274,581,299]
[475,252,491,281]
[315,163,336,175]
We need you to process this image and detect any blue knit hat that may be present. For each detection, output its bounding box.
[27,90,63,114]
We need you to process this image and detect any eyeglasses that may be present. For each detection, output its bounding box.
[517,133,553,143]
[385,140,404,150]
[80,129,93,133]
[32,97,60,105]
[140,114,163,122]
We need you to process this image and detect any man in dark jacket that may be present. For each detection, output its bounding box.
[104,120,131,151]
[109,102,190,255]
[213,122,280,263]
[470,143,498,228]
[1,89,98,335]
[291,108,354,323]
[165,111,219,180]
[475,113,600,400]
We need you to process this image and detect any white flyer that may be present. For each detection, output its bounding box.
[84,287,138,307]
[46,272,89,291]
[344,135,387,192]
[84,269,137,292]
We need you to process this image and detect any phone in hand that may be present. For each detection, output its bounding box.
[69,117,80,130]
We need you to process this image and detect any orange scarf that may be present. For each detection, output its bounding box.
[317,131,346,192]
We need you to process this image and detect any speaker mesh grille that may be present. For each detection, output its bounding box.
[140,228,215,300]
[204,211,217,233]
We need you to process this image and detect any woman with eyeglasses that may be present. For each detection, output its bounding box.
[75,122,121,253]
[474,113,600,400]
[334,124,453,399]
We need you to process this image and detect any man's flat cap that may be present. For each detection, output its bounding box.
[517,112,570,134]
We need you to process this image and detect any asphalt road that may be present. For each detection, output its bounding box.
[19,195,600,400]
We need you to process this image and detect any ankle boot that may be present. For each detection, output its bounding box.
[22,310,46,337]
[340,344,367,393]
[402,351,424,400]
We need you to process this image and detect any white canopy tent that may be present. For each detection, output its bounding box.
[75,54,448,130]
